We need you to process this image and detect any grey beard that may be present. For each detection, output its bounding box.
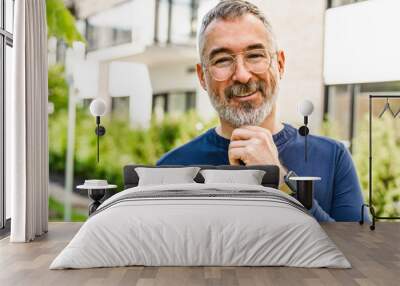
[209,83,278,128]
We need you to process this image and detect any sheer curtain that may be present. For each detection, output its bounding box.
[8,0,48,242]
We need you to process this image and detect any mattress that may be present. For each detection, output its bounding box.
[50,183,351,269]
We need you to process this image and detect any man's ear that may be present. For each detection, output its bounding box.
[196,63,207,91]
[277,50,285,79]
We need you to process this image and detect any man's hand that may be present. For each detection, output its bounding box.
[228,125,287,186]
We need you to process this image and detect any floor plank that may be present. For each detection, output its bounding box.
[0,222,399,286]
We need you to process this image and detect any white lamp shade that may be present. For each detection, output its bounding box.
[298,100,314,116]
[89,99,107,117]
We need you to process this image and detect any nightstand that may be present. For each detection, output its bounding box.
[77,180,117,215]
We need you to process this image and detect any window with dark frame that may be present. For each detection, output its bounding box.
[0,0,14,234]
[154,0,199,45]
[152,91,196,118]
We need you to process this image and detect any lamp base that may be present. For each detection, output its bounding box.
[95,125,106,136]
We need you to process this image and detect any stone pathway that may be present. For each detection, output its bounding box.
[48,181,89,214]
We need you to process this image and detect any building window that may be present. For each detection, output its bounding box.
[329,0,367,8]
[85,1,133,51]
[1,0,14,230]
[152,91,196,119]
[325,81,400,151]
[111,96,130,118]
[154,0,199,45]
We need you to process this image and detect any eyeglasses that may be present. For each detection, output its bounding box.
[204,49,275,81]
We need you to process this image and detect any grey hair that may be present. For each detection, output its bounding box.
[198,0,278,62]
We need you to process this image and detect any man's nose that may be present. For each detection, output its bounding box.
[231,57,252,83]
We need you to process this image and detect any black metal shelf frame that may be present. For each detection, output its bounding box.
[359,95,400,230]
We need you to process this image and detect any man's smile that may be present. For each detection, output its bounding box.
[231,91,260,102]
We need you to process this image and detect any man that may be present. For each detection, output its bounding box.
[157,0,367,222]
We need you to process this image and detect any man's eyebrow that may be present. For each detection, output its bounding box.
[246,43,266,50]
[208,47,233,59]
[208,44,267,59]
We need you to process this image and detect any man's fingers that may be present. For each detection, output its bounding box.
[241,125,269,132]
[241,125,274,140]
[231,128,273,148]
[228,147,246,165]
[229,139,258,149]
[231,128,259,141]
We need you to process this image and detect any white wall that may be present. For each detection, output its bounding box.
[149,61,197,94]
[65,42,99,100]
[324,0,400,84]
[259,0,326,132]
[109,62,153,128]
[196,84,215,121]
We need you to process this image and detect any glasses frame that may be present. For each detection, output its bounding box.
[203,49,277,82]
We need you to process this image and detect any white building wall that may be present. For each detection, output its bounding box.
[65,42,99,100]
[149,62,197,94]
[258,0,326,132]
[196,84,215,121]
[109,62,153,128]
[74,0,129,18]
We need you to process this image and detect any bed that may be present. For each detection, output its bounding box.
[50,165,350,269]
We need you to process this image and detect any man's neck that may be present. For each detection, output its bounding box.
[215,105,284,139]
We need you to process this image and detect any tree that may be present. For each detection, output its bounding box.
[46,0,84,47]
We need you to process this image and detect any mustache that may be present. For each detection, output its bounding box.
[224,81,266,100]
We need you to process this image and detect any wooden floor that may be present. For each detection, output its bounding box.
[0,222,399,286]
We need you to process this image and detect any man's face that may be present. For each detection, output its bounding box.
[197,14,285,127]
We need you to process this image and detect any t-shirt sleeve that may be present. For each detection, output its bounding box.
[330,143,370,222]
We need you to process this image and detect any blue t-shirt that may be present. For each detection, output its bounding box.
[157,123,368,222]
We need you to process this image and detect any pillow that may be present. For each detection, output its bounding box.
[200,169,266,185]
[135,167,200,186]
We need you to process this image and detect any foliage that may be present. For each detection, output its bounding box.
[321,114,400,217]
[352,115,400,217]
[320,115,342,141]
[48,64,69,112]
[46,0,86,221]
[48,196,87,221]
[49,109,218,193]
[46,0,85,46]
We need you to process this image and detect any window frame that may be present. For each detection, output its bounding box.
[0,0,14,232]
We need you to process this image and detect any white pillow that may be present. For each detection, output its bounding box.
[135,167,200,186]
[200,169,266,185]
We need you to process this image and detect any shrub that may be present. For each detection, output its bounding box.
[321,115,400,217]
[352,115,400,217]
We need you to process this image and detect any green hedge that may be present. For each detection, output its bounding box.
[352,115,400,217]
[322,115,400,217]
[48,196,87,222]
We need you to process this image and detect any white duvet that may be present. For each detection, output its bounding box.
[50,183,351,269]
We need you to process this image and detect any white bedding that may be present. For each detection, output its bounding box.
[50,183,351,269]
